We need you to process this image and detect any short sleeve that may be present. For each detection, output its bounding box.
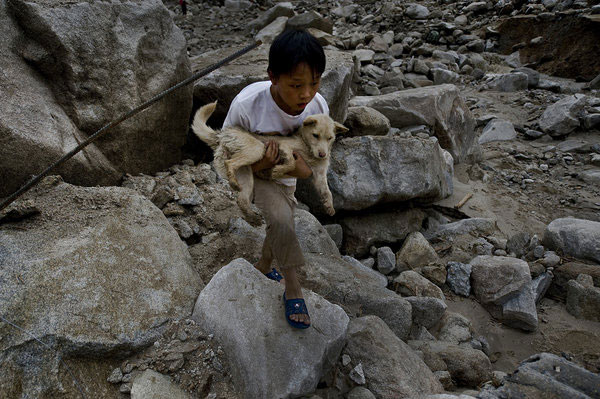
[222,100,250,130]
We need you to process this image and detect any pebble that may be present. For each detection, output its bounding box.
[349,363,366,385]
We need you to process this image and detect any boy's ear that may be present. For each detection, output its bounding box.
[303,117,317,126]
[334,122,349,135]
[268,69,278,85]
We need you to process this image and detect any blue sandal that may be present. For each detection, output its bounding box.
[264,268,283,282]
[283,291,310,329]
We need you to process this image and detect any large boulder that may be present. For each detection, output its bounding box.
[348,84,478,163]
[191,259,348,399]
[543,218,600,263]
[0,178,202,398]
[479,353,600,398]
[192,47,353,124]
[297,135,453,213]
[344,316,443,399]
[188,203,414,340]
[1,0,192,198]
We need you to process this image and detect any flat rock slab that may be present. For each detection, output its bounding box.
[0,178,202,397]
[543,218,600,263]
[348,84,478,163]
[539,95,588,137]
[192,259,348,399]
[478,119,517,144]
[470,255,531,306]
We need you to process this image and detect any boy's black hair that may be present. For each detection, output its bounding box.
[268,29,326,78]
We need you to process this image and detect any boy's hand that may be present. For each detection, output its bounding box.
[289,151,313,179]
[252,140,280,172]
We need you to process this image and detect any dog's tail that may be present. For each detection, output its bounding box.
[191,101,219,150]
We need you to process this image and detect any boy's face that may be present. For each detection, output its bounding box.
[269,62,321,116]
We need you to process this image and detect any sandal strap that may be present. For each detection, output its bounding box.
[285,297,308,316]
[265,268,283,282]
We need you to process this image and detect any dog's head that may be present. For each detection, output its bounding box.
[299,114,348,159]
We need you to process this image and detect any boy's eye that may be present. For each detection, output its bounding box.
[293,84,301,89]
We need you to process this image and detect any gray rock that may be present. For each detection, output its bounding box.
[131,370,191,399]
[566,274,600,321]
[223,0,253,10]
[583,114,600,130]
[405,3,430,19]
[436,312,473,344]
[408,341,492,388]
[344,106,391,137]
[590,73,600,89]
[394,271,445,300]
[295,209,340,257]
[303,135,453,213]
[532,271,553,304]
[578,169,600,185]
[539,95,588,137]
[342,256,388,288]
[470,255,531,306]
[377,247,396,275]
[348,85,478,163]
[446,262,472,297]
[479,353,600,398]
[464,1,488,12]
[332,4,358,19]
[254,16,288,44]
[248,2,295,31]
[349,363,366,385]
[354,49,376,64]
[485,73,528,92]
[543,218,600,263]
[369,35,389,53]
[505,51,522,68]
[405,297,447,329]
[324,224,343,249]
[192,259,348,399]
[414,59,431,75]
[525,129,545,139]
[431,68,460,85]
[0,179,202,398]
[345,316,444,399]
[478,119,517,144]
[502,282,539,331]
[287,11,333,34]
[396,232,440,272]
[1,0,193,198]
[512,67,540,88]
[424,218,497,241]
[507,231,531,258]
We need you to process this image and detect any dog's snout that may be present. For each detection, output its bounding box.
[319,151,326,158]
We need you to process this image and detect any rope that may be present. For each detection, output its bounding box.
[0,40,262,212]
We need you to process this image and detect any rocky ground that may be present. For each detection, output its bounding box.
[1,0,600,398]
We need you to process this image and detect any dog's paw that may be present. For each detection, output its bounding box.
[325,205,336,216]
[228,179,241,191]
[243,207,264,227]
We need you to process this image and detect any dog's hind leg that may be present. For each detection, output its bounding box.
[224,142,264,191]
[235,166,263,226]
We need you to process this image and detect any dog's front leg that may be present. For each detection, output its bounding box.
[312,169,335,216]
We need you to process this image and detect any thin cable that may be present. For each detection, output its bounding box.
[0,40,262,212]
[0,314,87,399]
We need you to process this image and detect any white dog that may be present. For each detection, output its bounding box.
[191,101,348,224]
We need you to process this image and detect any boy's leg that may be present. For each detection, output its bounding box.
[253,178,309,326]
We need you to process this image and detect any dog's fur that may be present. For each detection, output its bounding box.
[192,101,348,224]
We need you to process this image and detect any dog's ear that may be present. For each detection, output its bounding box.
[334,122,349,135]
[303,116,317,126]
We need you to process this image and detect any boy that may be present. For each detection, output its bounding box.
[222,29,328,329]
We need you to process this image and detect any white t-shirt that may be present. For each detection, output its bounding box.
[222,81,329,186]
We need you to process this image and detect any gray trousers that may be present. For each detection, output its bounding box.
[253,178,305,271]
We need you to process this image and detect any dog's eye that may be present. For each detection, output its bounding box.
[328,137,334,140]
[313,134,319,138]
